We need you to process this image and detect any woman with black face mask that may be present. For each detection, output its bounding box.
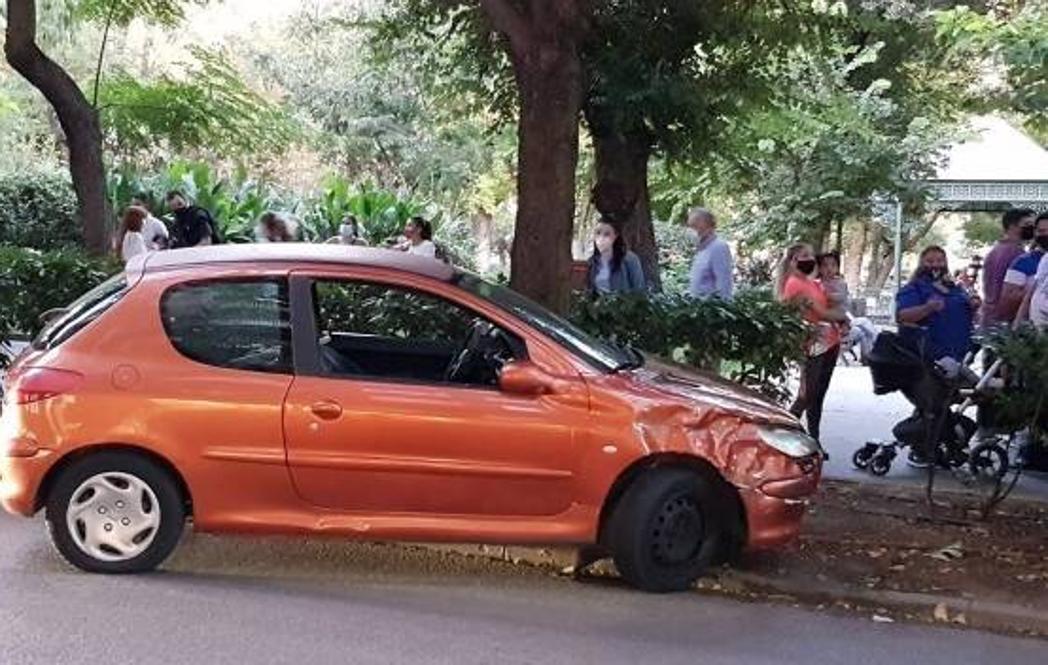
[777,243,848,450]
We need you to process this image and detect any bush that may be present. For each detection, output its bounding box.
[986,326,1048,437]
[0,170,81,250]
[0,247,119,353]
[570,290,807,402]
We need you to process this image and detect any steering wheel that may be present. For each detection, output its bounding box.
[444,319,502,384]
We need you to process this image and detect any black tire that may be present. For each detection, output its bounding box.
[852,448,873,470]
[968,443,1008,480]
[606,468,723,593]
[44,451,185,574]
[869,454,892,476]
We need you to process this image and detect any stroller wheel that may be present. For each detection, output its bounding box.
[869,453,892,476]
[852,444,877,470]
[968,442,1008,480]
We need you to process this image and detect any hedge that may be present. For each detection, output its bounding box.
[570,290,807,402]
[0,170,81,250]
[0,246,808,402]
[0,247,119,357]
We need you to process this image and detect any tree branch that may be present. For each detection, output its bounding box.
[92,0,120,108]
[478,0,529,47]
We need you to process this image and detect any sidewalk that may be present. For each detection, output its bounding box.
[819,365,1048,502]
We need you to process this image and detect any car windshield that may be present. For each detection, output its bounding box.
[454,273,634,372]
[33,273,129,351]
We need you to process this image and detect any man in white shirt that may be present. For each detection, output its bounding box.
[132,195,170,250]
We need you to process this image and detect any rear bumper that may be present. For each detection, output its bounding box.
[0,450,52,516]
[740,469,820,550]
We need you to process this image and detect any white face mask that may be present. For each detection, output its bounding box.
[686,227,701,245]
[595,236,614,254]
[339,224,357,241]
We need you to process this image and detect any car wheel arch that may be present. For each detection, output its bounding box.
[596,453,746,560]
[34,444,193,517]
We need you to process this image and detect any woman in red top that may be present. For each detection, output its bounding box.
[777,243,848,448]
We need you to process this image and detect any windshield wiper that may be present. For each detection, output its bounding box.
[611,345,645,372]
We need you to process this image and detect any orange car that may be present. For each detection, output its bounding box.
[1,245,820,591]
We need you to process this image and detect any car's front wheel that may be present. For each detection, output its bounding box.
[44,452,185,573]
[606,468,723,592]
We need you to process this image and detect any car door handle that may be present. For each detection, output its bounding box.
[309,400,343,420]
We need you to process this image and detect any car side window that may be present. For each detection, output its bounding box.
[312,279,521,386]
[161,278,292,374]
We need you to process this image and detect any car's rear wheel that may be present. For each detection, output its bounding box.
[44,452,185,574]
[606,468,723,592]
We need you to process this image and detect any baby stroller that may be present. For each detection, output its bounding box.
[851,331,1009,479]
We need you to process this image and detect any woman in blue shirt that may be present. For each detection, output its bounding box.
[586,220,646,296]
[896,245,982,362]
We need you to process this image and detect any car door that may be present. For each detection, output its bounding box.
[282,271,589,518]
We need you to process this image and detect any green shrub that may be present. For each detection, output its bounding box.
[0,247,119,352]
[570,290,807,402]
[986,326,1048,437]
[0,170,81,250]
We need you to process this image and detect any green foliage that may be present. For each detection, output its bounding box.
[99,47,296,160]
[570,290,807,402]
[74,0,209,28]
[108,161,295,243]
[937,4,1048,142]
[0,247,118,347]
[0,170,81,250]
[986,326,1048,438]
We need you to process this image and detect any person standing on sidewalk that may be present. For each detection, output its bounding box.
[983,208,1036,328]
[166,191,221,249]
[778,243,847,449]
[999,212,1048,323]
[585,219,646,296]
[686,207,734,300]
[130,194,170,251]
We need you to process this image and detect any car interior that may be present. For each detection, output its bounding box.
[312,281,523,387]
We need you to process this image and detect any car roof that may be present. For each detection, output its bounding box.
[128,244,456,281]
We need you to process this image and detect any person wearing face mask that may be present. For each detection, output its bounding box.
[896,246,981,365]
[686,207,734,300]
[999,212,1048,324]
[982,207,1036,328]
[1016,214,1048,329]
[586,220,646,295]
[778,243,847,449]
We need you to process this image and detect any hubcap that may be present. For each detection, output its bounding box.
[65,472,160,562]
[651,493,704,566]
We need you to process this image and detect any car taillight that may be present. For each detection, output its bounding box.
[9,368,84,405]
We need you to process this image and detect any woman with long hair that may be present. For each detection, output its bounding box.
[119,206,150,264]
[394,216,437,258]
[778,243,847,449]
[257,212,296,243]
[586,220,646,295]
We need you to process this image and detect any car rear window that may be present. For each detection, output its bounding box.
[160,278,292,374]
[33,274,129,352]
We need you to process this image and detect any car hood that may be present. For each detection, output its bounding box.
[626,354,798,428]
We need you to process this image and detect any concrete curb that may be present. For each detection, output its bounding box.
[412,542,1048,637]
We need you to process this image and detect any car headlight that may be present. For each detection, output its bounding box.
[756,426,820,458]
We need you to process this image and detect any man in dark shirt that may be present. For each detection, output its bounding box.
[982,207,1036,328]
[165,191,220,249]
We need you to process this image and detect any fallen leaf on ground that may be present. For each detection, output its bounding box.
[872,615,895,623]
[933,603,950,622]
[928,542,964,562]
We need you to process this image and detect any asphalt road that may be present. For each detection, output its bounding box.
[0,513,1044,665]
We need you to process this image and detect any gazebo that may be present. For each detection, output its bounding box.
[889,116,1048,291]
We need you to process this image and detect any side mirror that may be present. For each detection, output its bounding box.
[499,361,558,396]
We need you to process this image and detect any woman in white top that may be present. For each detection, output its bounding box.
[394,216,437,258]
[119,206,150,264]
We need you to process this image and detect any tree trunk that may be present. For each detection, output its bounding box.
[482,0,590,314]
[844,221,866,289]
[5,0,108,255]
[589,127,661,290]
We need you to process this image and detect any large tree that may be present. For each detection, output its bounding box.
[4,0,107,253]
[3,0,208,253]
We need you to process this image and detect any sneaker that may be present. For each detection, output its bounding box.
[906,450,932,469]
